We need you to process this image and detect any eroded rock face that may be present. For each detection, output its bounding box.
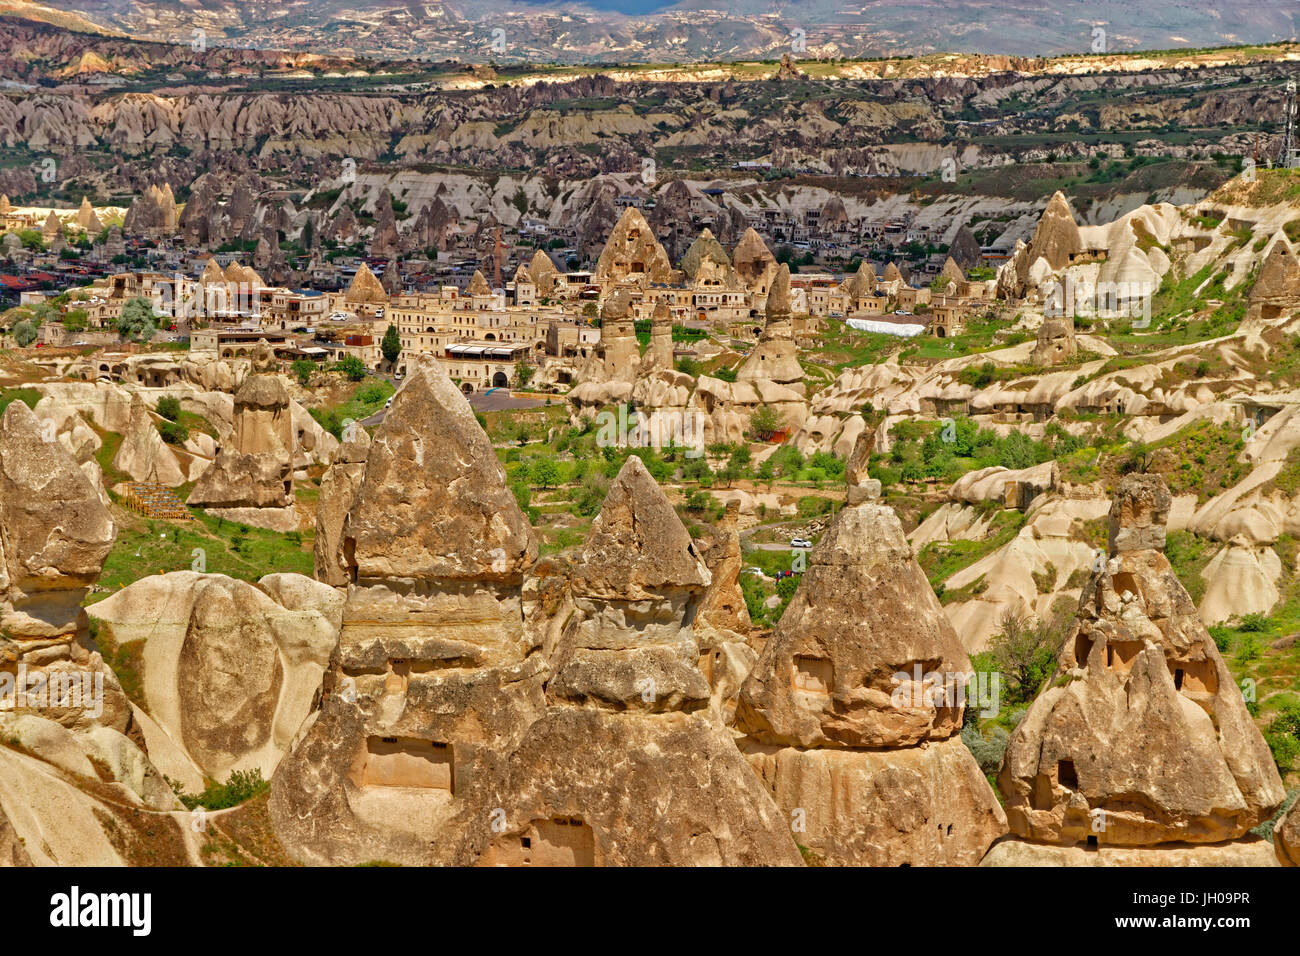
[737,264,804,388]
[982,839,1280,867]
[1276,800,1299,866]
[187,373,295,530]
[113,394,186,485]
[1013,190,1082,296]
[747,735,1005,867]
[0,401,171,830]
[593,206,674,286]
[997,474,1285,849]
[1245,236,1300,326]
[738,502,968,748]
[733,227,778,297]
[467,457,802,866]
[1031,317,1077,366]
[86,572,342,784]
[735,496,1006,865]
[269,354,547,866]
[0,402,127,736]
[313,426,370,587]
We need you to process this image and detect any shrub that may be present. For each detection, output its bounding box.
[961,723,1010,775]
[172,768,268,811]
[157,420,189,445]
[156,396,181,421]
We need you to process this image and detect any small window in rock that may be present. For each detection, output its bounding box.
[1087,835,1098,848]
[1058,759,1078,789]
[1174,668,1184,690]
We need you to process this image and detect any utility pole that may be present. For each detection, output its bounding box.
[1279,79,1299,169]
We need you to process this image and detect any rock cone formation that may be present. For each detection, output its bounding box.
[470,457,802,866]
[594,206,674,287]
[269,354,547,865]
[737,264,804,387]
[123,183,177,238]
[1244,235,1300,327]
[1010,190,1082,297]
[735,475,1007,865]
[681,227,731,280]
[948,224,982,271]
[188,373,296,531]
[733,227,778,297]
[113,394,186,486]
[344,261,388,306]
[987,474,1285,864]
[313,425,371,587]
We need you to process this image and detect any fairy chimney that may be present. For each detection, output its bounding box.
[735,498,1007,865]
[988,474,1285,863]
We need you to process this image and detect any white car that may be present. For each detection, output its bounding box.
[328,312,350,321]
[790,537,813,549]
[384,397,394,410]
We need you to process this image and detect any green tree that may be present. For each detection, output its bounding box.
[380,323,402,366]
[529,456,561,489]
[11,320,36,347]
[156,396,181,421]
[291,359,316,387]
[62,308,88,333]
[513,361,535,389]
[334,355,367,381]
[116,297,156,342]
[749,404,784,441]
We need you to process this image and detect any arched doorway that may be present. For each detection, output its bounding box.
[461,382,475,394]
[492,371,509,388]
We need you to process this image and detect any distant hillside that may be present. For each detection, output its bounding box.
[19,0,1300,63]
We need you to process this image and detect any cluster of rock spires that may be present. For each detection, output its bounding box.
[269,355,799,864]
[4,355,1297,866]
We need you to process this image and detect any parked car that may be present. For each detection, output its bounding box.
[790,537,813,549]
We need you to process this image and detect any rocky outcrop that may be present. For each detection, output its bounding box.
[0,402,183,852]
[1277,799,1299,866]
[343,261,388,306]
[313,425,371,587]
[0,401,121,728]
[86,572,343,786]
[996,475,1286,858]
[113,394,186,485]
[736,481,1006,865]
[733,226,778,297]
[187,374,296,531]
[269,353,547,866]
[594,206,674,287]
[122,182,177,238]
[695,500,757,722]
[948,223,982,270]
[1031,317,1077,366]
[470,457,802,866]
[1244,235,1300,327]
[1009,190,1082,297]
